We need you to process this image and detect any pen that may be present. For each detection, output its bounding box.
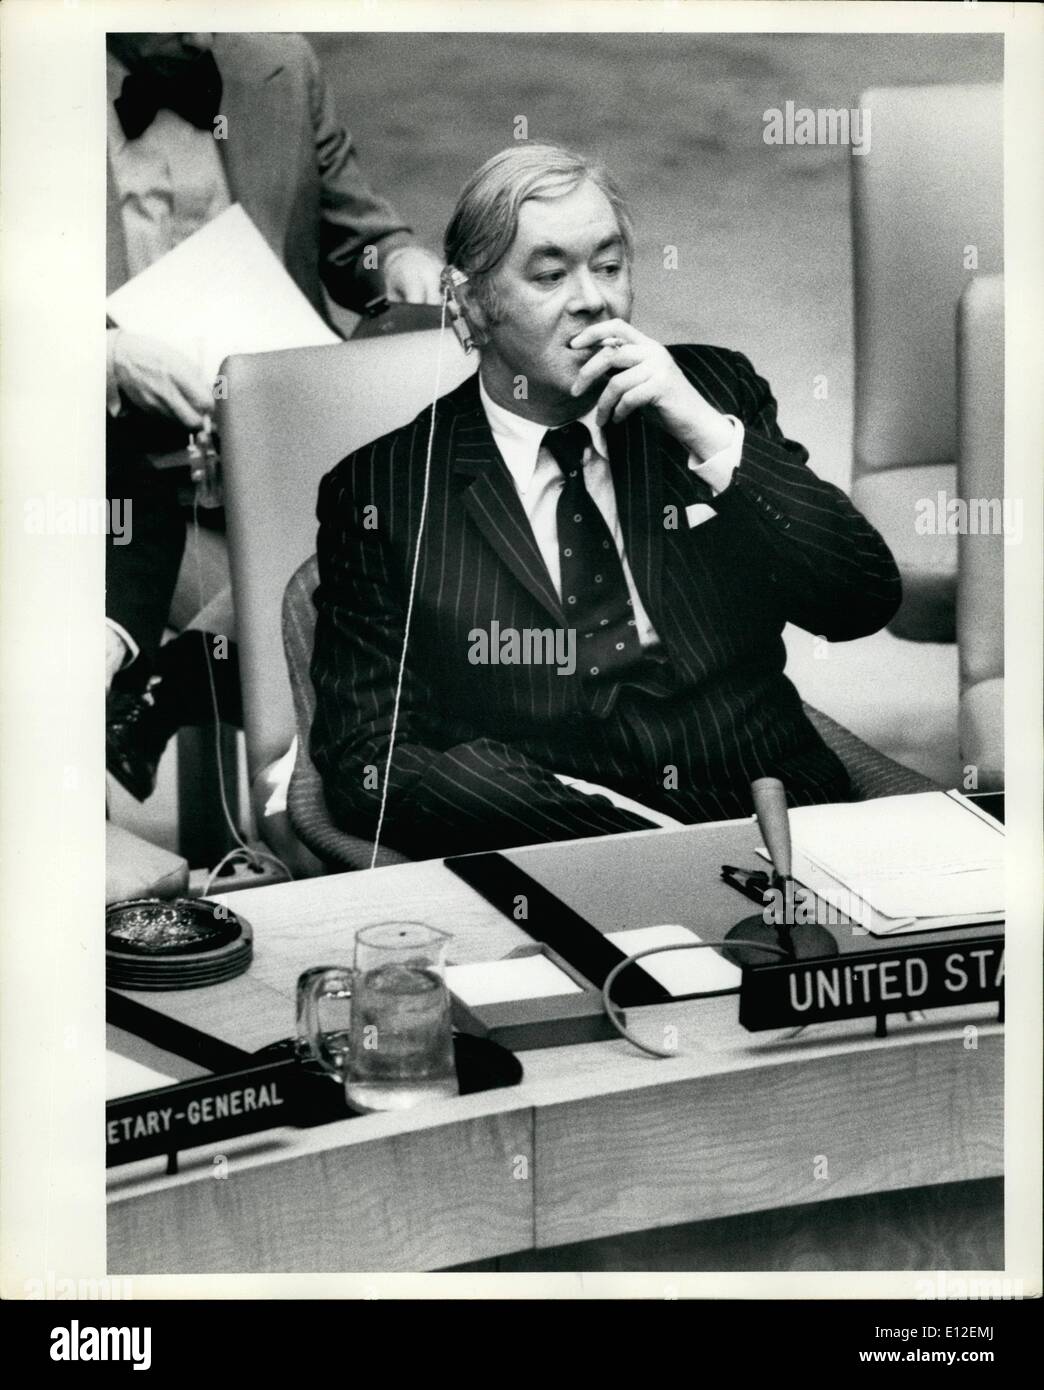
[721,864,772,907]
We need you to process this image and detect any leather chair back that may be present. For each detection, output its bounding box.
[219,330,476,781]
[852,83,1002,476]
[955,273,1004,788]
[851,83,1002,640]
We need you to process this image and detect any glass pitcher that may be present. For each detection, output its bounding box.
[298,922,457,1113]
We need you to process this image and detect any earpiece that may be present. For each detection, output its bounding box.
[440,265,476,355]
[440,264,469,292]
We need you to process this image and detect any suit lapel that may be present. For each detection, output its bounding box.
[211,36,293,255]
[447,383,564,624]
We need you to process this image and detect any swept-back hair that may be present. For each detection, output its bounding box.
[443,143,634,321]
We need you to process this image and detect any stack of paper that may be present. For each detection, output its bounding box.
[774,791,1004,935]
[106,203,339,384]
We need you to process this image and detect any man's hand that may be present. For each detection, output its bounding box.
[569,319,735,461]
[111,330,215,430]
[382,246,444,306]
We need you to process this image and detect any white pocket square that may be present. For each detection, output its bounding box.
[686,502,717,529]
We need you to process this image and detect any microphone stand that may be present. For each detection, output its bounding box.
[722,778,838,969]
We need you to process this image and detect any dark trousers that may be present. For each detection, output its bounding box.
[371,664,851,861]
[106,415,228,686]
[106,417,186,682]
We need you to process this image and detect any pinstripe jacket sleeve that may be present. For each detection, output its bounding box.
[675,345,902,639]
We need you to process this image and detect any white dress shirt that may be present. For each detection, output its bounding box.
[478,376,744,649]
[106,51,231,417]
[106,51,231,279]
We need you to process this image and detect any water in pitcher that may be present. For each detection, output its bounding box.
[344,961,458,1112]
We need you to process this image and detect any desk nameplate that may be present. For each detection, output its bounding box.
[106,1057,345,1167]
[739,935,1004,1031]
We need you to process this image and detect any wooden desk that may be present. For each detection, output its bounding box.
[107,821,1003,1273]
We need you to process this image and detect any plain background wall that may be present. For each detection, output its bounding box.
[314,32,1002,491]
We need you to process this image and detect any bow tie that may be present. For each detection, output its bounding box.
[114,52,223,140]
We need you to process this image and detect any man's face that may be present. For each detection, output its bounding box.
[107,33,214,78]
[475,179,633,419]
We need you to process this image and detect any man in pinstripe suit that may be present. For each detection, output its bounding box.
[310,145,902,860]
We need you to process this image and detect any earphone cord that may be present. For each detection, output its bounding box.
[368,291,451,869]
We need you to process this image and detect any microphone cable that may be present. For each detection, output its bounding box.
[601,938,790,1057]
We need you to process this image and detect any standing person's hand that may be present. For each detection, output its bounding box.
[110,329,215,429]
[382,246,444,306]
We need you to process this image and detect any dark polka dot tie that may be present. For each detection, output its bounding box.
[544,421,645,690]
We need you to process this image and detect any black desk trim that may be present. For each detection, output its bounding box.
[446,852,672,1006]
[107,989,253,1075]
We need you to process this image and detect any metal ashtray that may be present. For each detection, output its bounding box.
[106,897,253,991]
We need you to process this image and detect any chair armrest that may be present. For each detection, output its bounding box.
[282,555,410,872]
[286,742,409,871]
[250,755,328,879]
[803,703,940,800]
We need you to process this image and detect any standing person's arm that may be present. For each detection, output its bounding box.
[302,40,443,308]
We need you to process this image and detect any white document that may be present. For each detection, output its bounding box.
[775,847,914,932]
[758,791,1005,931]
[106,1052,176,1101]
[788,791,1003,882]
[756,846,1002,936]
[106,203,339,384]
[606,925,742,996]
[842,866,1003,921]
[446,954,583,1007]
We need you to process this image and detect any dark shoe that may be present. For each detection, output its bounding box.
[106,688,170,802]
